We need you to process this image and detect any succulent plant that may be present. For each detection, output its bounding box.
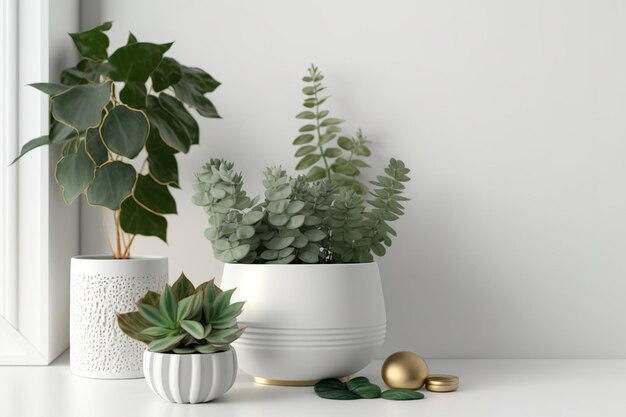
[116,273,245,353]
[10,22,220,258]
[192,65,411,264]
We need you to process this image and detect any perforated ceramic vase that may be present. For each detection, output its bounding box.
[221,262,386,385]
[143,348,238,403]
[70,256,168,379]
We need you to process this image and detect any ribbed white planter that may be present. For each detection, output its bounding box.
[143,349,238,403]
[221,262,386,384]
[70,256,168,379]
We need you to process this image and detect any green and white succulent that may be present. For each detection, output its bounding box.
[116,273,245,353]
[192,65,411,264]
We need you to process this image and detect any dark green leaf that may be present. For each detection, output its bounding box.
[352,383,381,399]
[50,82,111,131]
[148,154,179,187]
[11,122,77,164]
[127,32,138,44]
[295,154,321,170]
[147,96,191,153]
[134,174,177,214]
[84,128,108,165]
[69,21,112,61]
[337,136,353,150]
[172,273,196,299]
[314,379,360,400]
[119,81,147,109]
[147,334,186,353]
[55,141,95,203]
[100,105,149,158]
[108,42,172,83]
[86,161,136,210]
[10,136,49,164]
[151,57,182,92]
[30,83,69,96]
[119,197,167,242]
[171,59,221,118]
[158,93,199,145]
[381,389,425,400]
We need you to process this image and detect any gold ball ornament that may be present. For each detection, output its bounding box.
[381,351,429,389]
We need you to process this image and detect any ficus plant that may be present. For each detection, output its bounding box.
[11,22,220,258]
[192,65,411,264]
[116,273,245,354]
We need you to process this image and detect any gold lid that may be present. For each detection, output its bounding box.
[425,374,459,392]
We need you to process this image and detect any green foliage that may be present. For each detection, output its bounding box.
[116,273,245,354]
[193,64,410,264]
[194,156,409,263]
[11,22,220,257]
[314,377,419,401]
[381,389,425,400]
[294,65,371,194]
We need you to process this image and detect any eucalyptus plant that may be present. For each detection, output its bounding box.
[116,273,245,354]
[11,22,220,258]
[192,65,411,264]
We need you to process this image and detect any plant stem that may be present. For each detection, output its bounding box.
[102,209,115,255]
[114,210,122,258]
[311,70,330,179]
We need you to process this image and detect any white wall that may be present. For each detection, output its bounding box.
[80,0,626,358]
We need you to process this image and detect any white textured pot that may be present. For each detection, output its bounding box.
[70,256,168,379]
[143,349,238,403]
[221,262,386,385]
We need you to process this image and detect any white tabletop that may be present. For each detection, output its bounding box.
[1,351,624,417]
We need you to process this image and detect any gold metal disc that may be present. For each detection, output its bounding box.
[381,351,429,390]
[426,374,459,392]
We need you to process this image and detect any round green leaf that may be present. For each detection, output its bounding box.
[55,141,95,204]
[133,174,177,214]
[119,81,147,109]
[381,389,425,401]
[84,128,109,166]
[86,161,136,210]
[324,147,342,158]
[119,197,167,242]
[50,82,111,132]
[158,93,199,145]
[100,105,149,158]
[351,383,381,399]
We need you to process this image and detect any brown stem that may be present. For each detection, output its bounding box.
[102,209,115,256]
[114,210,122,258]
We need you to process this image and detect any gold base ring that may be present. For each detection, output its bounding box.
[253,375,350,386]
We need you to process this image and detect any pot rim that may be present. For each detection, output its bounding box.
[223,261,378,267]
[72,255,168,261]
[144,346,232,356]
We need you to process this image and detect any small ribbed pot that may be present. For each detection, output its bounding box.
[143,349,238,404]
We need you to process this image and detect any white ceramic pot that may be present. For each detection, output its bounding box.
[143,349,238,403]
[221,262,386,384]
[70,256,168,379]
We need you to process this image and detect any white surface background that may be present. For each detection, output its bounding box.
[80,0,626,358]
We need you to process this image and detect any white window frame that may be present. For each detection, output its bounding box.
[0,0,80,365]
